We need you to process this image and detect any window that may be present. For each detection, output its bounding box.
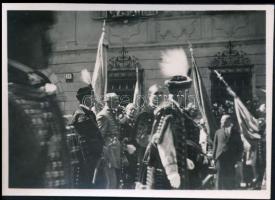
[107,47,143,106]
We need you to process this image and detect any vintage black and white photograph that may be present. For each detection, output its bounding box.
[2,3,273,199]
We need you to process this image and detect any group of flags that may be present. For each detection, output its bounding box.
[88,20,262,148]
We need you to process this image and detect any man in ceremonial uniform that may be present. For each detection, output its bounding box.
[136,85,165,162]
[8,11,71,188]
[135,84,165,187]
[120,103,138,188]
[96,93,122,189]
[143,49,197,189]
[70,86,104,188]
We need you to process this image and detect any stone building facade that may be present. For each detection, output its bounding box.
[45,11,266,115]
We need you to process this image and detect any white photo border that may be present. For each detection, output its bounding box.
[2,3,274,199]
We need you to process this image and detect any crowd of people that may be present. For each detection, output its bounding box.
[65,75,266,190]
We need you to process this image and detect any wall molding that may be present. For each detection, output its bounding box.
[51,37,265,55]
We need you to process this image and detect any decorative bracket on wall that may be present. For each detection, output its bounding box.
[209,41,252,70]
[108,46,141,70]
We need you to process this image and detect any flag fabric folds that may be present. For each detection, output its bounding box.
[234,96,261,142]
[91,22,108,112]
[190,47,218,140]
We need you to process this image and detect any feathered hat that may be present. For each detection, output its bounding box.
[76,69,94,101]
[159,48,192,91]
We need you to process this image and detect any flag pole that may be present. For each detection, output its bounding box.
[102,20,108,96]
[188,41,218,140]
[214,70,237,97]
[188,41,195,65]
[214,68,261,141]
[133,66,139,106]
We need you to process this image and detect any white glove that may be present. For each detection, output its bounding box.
[187,158,195,170]
[168,173,181,188]
[127,144,136,154]
[203,156,209,165]
[135,182,147,189]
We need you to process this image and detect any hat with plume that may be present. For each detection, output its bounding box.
[159,48,192,91]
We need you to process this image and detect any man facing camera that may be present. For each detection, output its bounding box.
[96,93,122,189]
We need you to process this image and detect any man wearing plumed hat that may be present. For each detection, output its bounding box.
[70,85,104,188]
[143,48,197,189]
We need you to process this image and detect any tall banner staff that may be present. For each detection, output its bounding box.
[80,20,108,114]
[188,42,218,140]
[91,20,109,113]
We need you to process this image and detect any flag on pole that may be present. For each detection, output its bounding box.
[133,67,141,109]
[189,43,218,140]
[214,70,261,145]
[91,20,108,112]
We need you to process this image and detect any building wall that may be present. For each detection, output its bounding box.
[47,11,266,115]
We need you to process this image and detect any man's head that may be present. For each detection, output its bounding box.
[258,104,266,113]
[220,114,232,128]
[125,103,137,119]
[148,84,164,108]
[76,86,95,108]
[8,11,55,69]
[104,93,119,109]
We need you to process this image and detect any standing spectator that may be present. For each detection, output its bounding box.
[213,114,243,189]
[96,93,121,189]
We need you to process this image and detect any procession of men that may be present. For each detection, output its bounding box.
[7,11,267,191]
[66,48,267,190]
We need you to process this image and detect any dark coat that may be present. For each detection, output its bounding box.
[213,126,243,189]
[8,66,71,188]
[70,105,104,188]
[120,117,138,188]
[213,126,243,163]
[71,105,104,162]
